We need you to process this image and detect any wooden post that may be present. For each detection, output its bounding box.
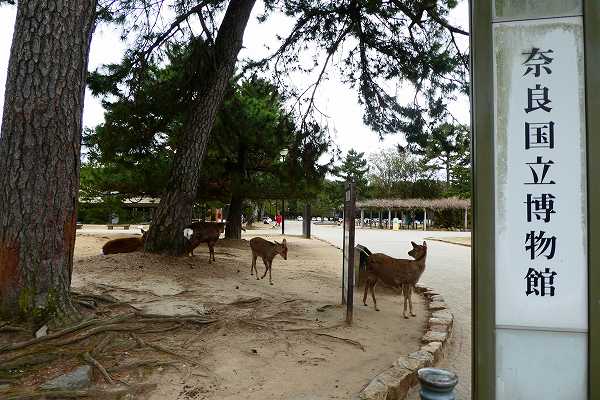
[360,209,364,227]
[464,207,468,231]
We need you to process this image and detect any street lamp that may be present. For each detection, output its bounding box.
[280,148,289,161]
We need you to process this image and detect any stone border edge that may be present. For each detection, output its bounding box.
[352,284,455,400]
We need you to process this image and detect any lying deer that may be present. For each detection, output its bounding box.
[102,229,147,255]
[249,237,287,285]
[363,241,427,318]
[183,222,225,262]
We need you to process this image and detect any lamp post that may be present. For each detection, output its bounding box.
[280,149,288,235]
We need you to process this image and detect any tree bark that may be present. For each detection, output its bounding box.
[225,192,243,240]
[144,0,257,255]
[0,1,97,320]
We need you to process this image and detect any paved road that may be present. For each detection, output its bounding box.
[284,221,472,400]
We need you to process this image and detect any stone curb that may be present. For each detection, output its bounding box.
[353,284,455,400]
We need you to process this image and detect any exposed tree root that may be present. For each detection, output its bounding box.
[91,333,114,356]
[228,296,262,305]
[130,333,199,366]
[4,383,157,400]
[0,326,30,334]
[82,352,114,384]
[313,333,365,351]
[106,360,176,373]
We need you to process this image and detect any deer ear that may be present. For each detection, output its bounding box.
[411,241,418,247]
[282,239,287,245]
[141,229,146,235]
[274,241,280,245]
[423,241,427,247]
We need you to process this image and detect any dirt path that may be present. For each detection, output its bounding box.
[66,230,427,400]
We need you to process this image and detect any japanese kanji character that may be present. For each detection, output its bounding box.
[525,84,552,113]
[525,230,556,260]
[524,193,556,223]
[522,48,554,77]
[525,121,554,149]
[525,157,556,185]
[525,267,557,296]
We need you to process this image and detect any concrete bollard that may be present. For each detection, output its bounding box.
[417,368,459,400]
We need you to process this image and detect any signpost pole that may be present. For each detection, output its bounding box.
[342,182,356,324]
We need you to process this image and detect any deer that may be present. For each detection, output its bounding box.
[183,222,225,262]
[249,237,287,285]
[102,229,147,255]
[363,241,427,318]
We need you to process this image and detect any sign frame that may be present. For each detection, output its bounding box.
[471,0,600,398]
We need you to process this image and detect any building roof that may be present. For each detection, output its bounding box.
[356,197,471,210]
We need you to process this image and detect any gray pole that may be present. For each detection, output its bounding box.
[423,208,427,231]
[281,199,285,235]
[464,207,468,231]
[302,203,311,239]
[360,209,364,227]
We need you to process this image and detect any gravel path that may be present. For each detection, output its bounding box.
[284,221,472,399]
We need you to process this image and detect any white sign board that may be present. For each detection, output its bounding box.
[493,16,588,398]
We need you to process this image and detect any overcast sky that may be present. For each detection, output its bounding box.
[0,2,469,160]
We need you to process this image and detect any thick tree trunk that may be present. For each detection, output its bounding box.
[0,1,97,320]
[225,193,243,240]
[144,0,257,255]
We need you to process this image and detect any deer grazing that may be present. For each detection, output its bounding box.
[102,229,147,255]
[183,222,225,262]
[363,241,427,318]
[249,237,288,285]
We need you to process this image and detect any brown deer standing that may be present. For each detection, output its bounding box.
[249,237,287,285]
[363,241,427,318]
[102,229,147,255]
[183,222,225,262]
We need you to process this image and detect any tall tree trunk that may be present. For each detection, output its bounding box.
[144,0,257,255]
[0,1,97,320]
[225,192,243,240]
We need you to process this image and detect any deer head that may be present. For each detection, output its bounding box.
[140,229,148,242]
[274,239,288,260]
[408,241,427,260]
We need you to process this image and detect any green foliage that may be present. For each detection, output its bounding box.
[95,0,467,139]
[84,46,331,205]
[311,179,345,217]
[333,149,369,196]
[367,147,429,198]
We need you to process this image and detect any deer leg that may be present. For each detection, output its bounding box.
[409,285,416,317]
[268,261,273,285]
[363,280,370,306]
[210,241,216,262]
[370,282,379,311]
[251,253,257,276]
[206,243,212,263]
[402,284,409,319]
[260,259,269,279]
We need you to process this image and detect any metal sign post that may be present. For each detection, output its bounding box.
[342,182,356,324]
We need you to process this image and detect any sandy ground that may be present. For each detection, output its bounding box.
[63,228,428,400]
[285,223,472,400]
